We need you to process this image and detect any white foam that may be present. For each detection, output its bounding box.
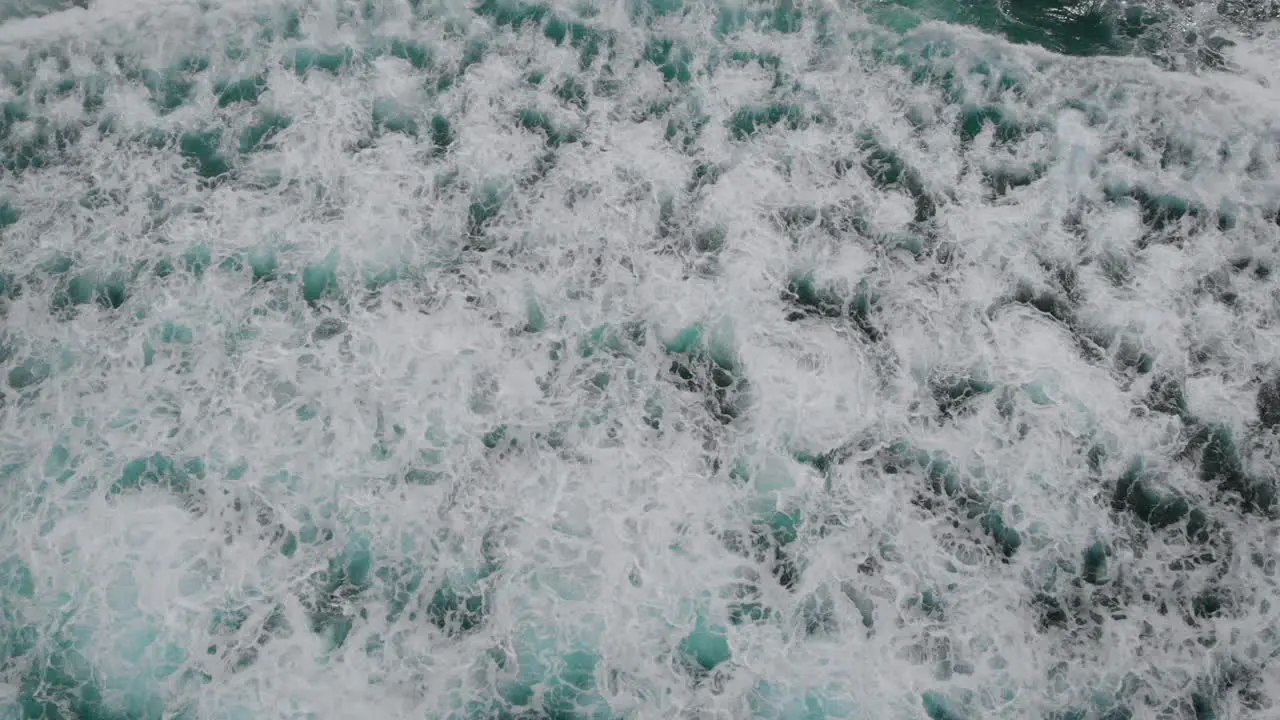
[2,1,1279,718]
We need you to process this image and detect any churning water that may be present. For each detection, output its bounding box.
[1,0,1279,718]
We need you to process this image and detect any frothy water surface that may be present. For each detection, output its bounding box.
[1,1,1279,718]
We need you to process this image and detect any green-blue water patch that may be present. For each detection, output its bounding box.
[285,47,355,76]
[467,182,507,238]
[493,630,613,718]
[1082,541,1109,585]
[644,38,693,83]
[1194,424,1275,514]
[308,532,375,650]
[515,108,579,147]
[376,558,425,623]
[660,321,750,422]
[430,114,455,153]
[553,75,589,109]
[240,113,292,154]
[241,245,279,282]
[750,680,854,719]
[931,373,995,418]
[160,321,194,345]
[0,201,19,228]
[52,271,130,310]
[868,0,1168,59]
[1103,184,1204,234]
[111,454,205,496]
[362,263,400,293]
[475,0,550,29]
[372,98,418,137]
[0,556,35,599]
[140,70,194,114]
[959,104,1024,143]
[427,576,490,637]
[730,103,806,140]
[1113,457,1208,540]
[179,130,232,180]
[1145,373,1190,419]
[880,442,1022,557]
[714,1,803,36]
[720,48,783,76]
[8,358,51,391]
[524,298,547,333]
[1,121,64,174]
[215,76,268,108]
[856,132,935,222]
[582,323,645,358]
[542,16,611,69]
[0,101,30,140]
[183,242,212,272]
[367,37,434,70]
[679,609,731,674]
[784,272,880,341]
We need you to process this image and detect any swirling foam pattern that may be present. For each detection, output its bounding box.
[1,1,1279,718]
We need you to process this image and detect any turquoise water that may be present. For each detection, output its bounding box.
[1,0,1279,718]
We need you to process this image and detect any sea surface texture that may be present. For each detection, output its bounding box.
[1,0,1279,718]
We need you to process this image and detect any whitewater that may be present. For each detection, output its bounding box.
[1,0,1278,718]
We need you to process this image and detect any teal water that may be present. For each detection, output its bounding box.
[1,0,1279,718]
[869,0,1231,61]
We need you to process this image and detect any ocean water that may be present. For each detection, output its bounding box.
[1,0,1278,718]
